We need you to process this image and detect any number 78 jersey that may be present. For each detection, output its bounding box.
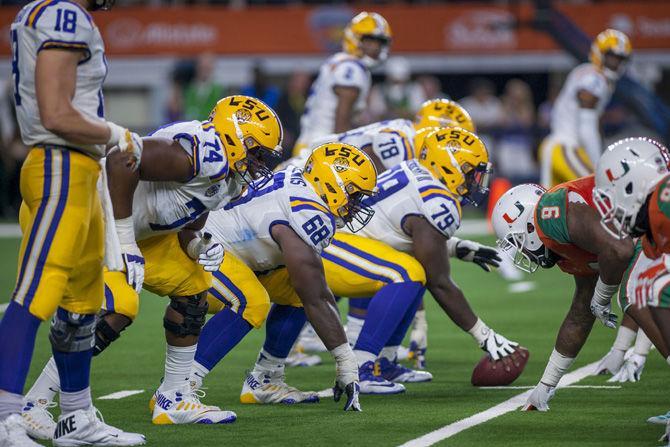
[350,160,462,253]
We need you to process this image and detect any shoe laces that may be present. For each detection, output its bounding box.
[29,400,56,425]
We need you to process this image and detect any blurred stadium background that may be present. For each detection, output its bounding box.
[0,0,668,219]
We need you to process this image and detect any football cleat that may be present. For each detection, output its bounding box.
[240,369,319,405]
[151,385,236,425]
[377,357,433,383]
[21,399,57,440]
[0,414,41,447]
[358,361,406,395]
[285,348,322,367]
[648,410,670,425]
[53,407,145,446]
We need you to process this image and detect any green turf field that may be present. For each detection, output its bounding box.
[0,235,667,447]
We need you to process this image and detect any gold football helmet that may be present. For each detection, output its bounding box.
[209,95,283,189]
[303,143,378,232]
[420,127,491,205]
[590,29,632,81]
[343,12,392,68]
[415,99,475,132]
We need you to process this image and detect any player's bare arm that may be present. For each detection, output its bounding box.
[272,224,347,350]
[333,86,360,133]
[405,215,477,331]
[553,275,597,358]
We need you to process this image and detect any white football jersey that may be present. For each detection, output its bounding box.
[297,52,371,146]
[11,0,108,158]
[350,160,462,253]
[205,166,337,272]
[550,63,613,147]
[132,121,241,241]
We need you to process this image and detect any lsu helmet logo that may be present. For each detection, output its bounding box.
[333,156,350,172]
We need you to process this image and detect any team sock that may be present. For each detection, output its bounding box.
[191,308,253,387]
[612,325,636,351]
[254,348,287,374]
[346,315,365,346]
[60,387,92,414]
[161,344,197,391]
[0,301,41,418]
[263,304,307,359]
[26,357,60,403]
[354,282,424,360]
[380,346,400,362]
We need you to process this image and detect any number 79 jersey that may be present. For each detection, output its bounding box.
[350,160,462,253]
[204,165,337,272]
[132,120,240,241]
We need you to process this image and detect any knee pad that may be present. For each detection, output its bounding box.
[49,308,96,353]
[93,311,132,356]
[164,292,209,337]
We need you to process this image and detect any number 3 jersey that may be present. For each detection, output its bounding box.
[11,0,108,158]
[132,120,242,241]
[204,165,337,272]
[350,160,462,253]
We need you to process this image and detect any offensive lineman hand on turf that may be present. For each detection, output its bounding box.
[608,353,645,383]
[187,233,224,272]
[480,330,518,361]
[453,239,502,272]
[521,382,556,411]
[590,299,618,329]
[107,122,143,171]
[333,380,361,412]
[121,243,145,294]
[594,347,626,375]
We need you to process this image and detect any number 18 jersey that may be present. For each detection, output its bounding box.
[351,160,462,253]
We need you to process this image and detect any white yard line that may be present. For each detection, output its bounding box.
[507,281,536,294]
[399,361,599,447]
[479,385,621,390]
[0,303,8,314]
[0,224,21,238]
[97,390,144,400]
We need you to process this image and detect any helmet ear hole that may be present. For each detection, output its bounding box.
[625,182,633,195]
[527,222,535,234]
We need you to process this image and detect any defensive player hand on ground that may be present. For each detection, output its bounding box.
[594,347,625,375]
[608,353,645,383]
[480,330,518,361]
[108,122,143,171]
[121,242,145,294]
[521,382,556,411]
[187,232,224,272]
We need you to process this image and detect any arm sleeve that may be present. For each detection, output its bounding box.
[33,3,94,60]
[332,60,369,90]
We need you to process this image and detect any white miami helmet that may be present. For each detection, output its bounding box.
[593,137,669,239]
[491,184,547,273]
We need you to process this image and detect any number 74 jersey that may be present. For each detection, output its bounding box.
[350,160,462,252]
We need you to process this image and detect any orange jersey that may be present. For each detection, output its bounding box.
[643,174,670,259]
[535,175,599,276]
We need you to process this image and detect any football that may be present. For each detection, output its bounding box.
[471,347,530,386]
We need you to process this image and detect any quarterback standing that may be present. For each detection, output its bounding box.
[0,0,145,445]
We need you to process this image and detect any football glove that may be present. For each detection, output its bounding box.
[608,353,645,383]
[454,239,502,272]
[480,330,518,361]
[187,232,225,272]
[590,300,618,329]
[121,243,145,294]
[107,122,143,171]
[331,343,361,411]
[521,382,556,412]
[333,380,361,412]
[594,347,626,375]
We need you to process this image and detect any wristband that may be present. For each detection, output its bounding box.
[107,121,125,147]
[114,216,135,245]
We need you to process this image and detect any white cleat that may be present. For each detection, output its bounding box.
[358,361,406,395]
[285,348,322,367]
[377,357,433,383]
[1,414,41,447]
[295,324,327,353]
[396,346,410,361]
[240,369,319,404]
[53,407,145,446]
[151,384,236,425]
[21,399,57,440]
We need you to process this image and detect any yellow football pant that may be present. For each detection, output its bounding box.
[102,233,212,320]
[15,147,103,320]
[539,137,593,187]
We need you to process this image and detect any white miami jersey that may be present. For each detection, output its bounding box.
[205,165,337,272]
[351,160,462,253]
[132,120,241,241]
[297,52,371,146]
[311,118,416,171]
[550,63,613,146]
[11,0,108,158]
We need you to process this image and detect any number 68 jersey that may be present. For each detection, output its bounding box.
[204,165,337,272]
[132,120,241,241]
[350,160,462,253]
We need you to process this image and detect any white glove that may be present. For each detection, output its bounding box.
[121,242,145,294]
[608,353,646,383]
[331,343,361,411]
[449,238,502,272]
[480,330,519,361]
[108,122,143,171]
[660,420,670,445]
[594,347,625,375]
[187,232,224,272]
[521,382,556,411]
[590,278,619,329]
